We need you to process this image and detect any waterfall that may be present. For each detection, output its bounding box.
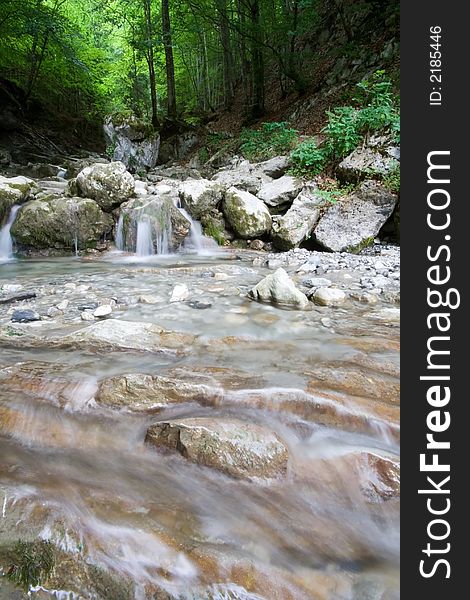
[115,213,124,251]
[0,205,20,261]
[173,199,218,254]
[135,219,154,256]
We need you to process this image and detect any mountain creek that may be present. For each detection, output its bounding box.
[0,157,399,600]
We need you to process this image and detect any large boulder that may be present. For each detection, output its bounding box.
[104,115,160,172]
[223,187,272,239]
[96,373,220,411]
[76,161,135,211]
[11,196,113,253]
[248,267,309,308]
[337,135,400,183]
[271,188,325,250]
[257,175,303,209]
[145,417,288,479]
[74,162,134,212]
[314,180,398,253]
[212,160,272,194]
[118,194,191,252]
[0,175,38,223]
[179,178,224,219]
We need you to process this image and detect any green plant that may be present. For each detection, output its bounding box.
[323,106,362,160]
[316,181,355,204]
[290,139,328,177]
[6,540,55,590]
[239,122,298,161]
[382,164,400,193]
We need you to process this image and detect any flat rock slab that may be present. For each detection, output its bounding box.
[146,417,288,479]
[96,373,220,411]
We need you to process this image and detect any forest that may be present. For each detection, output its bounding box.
[0,0,399,138]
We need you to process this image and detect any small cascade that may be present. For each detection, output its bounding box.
[0,205,20,261]
[173,199,218,254]
[135,218,155,256]
[115,213,125,251]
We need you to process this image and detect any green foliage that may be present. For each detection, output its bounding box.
[316,180,355,204]
[290,139,327,176]
[203,221,225,245]
[239,122,298,161]
[6,540,54,590]
[290,72,400,177]
[382,164,400,194]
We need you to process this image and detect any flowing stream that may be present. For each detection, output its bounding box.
[0,252,399,599]
[0,205,20,262]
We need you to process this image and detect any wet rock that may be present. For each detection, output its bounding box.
[179,179,225,219]
[11,196,113,254]
[11,309,40,323]
[145,417,288,479]
[93,304,112,318]
[301,277,332,289]
[96,373,220,411]
[271,188,324,250]
[248,239,264,251]
[312,287,347,306]
[257,175,303,208]
[76,161,135,211]
[59,320,196,354]
[248,268,308,308]
[170,284,189,303]
[81,310,95,321]
[0,292,36,305]
[104,115,160,172]
[118,195,191,252]
[187,301,212,310]
[0,175,38,222]
[138,294,163,304]
[314,181,398,253]
[223,187,272,239]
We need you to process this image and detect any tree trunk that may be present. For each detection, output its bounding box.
[161,0,177,119]
[249,0,265,118]
[216,0,234,109]
[143,0,159,128]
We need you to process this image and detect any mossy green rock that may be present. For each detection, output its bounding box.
[11,196,113,253]
[0,176,38,223]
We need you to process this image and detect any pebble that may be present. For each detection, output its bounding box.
[313,288,348,307]
[47,306,62,317]
[213,272,230,281]
[301,277,332,289]
[11,309,40,323]
[187,301,212,310]
[170,284,189,303]
[93,305,112,318]
[56,300,69,311]
[64,283,76,290]
[81,311,95,321]
[139,294,163,304]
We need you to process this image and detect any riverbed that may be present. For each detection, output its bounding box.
[0,248,399,600]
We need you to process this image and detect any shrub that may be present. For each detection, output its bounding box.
[382,164,400,193]
[290,139,328,176]
[239,122,298,161]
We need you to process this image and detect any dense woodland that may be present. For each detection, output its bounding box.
[0,0,399,139]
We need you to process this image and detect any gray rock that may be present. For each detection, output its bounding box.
[302,277,332,288]
[212,160,272,194]
[255,155,290,178]
[118,194,191,252]
[338,136,400,183]
[145,417,288,479]
[0,175,38,222]
[257,175,303,208]
[76,161,135,211]
[223,187,272,239]
[11,309,40,323]
[93,304,112,318]
[170,284,189,303]
[312,287,347,306]
[104,116,160,172]
[271,188,324,250]
[179,178,225,219]
[314,181,398,253]
[11,196,113,254]
[248,268,309,308]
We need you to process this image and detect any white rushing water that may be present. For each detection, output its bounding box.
[135,218,155,256]
[0,204,20,261]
